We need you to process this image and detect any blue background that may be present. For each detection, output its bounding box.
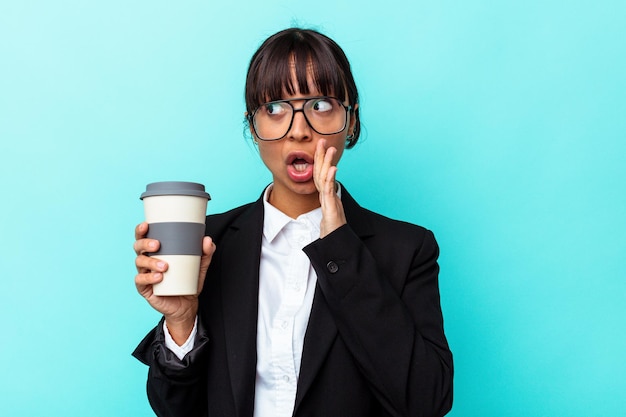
[1,1,624,415]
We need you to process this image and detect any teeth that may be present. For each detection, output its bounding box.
[293,163,308,172]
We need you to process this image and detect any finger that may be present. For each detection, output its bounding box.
[135,222,149,240]
[320,147,337,195]
[324,147,337,178]
[316,140,336,193]
[135,271,163,299]
[320,165,338,210]
[324,144,337,166]
[198,237,216,292]
[203,236,216,257]
[314,139,327,187]
[135,253,168,274]
[135,270,164,287]
[200,236,216,267]
[133,237,160,256]
[326,165,338,187]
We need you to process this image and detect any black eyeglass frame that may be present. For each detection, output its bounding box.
[248,96,353,141]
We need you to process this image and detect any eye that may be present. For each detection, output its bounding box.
[264,102,288,115]
[311,98,334,113]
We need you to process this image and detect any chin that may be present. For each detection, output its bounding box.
[279,178,314,194]
[291,182,318,195]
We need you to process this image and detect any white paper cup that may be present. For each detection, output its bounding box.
[140,181,211,296]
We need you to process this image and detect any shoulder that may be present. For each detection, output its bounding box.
[358,206,436,249]
[361,206,429,233]
[346,208,440,283]
[342,186,435,248]
[341,187,439,265]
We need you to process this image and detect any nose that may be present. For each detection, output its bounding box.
[287,108,312,141]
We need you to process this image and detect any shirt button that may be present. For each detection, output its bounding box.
[281,320,288,329]
[326,261,339,273]
[283,375,290,382]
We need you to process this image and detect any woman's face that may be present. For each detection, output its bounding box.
[251,70,356,212]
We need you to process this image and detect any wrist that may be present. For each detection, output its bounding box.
[164,313,197,345]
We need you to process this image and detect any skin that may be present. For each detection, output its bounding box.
[134,73,357,345]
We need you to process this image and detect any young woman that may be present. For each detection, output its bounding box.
[133,28,453,417]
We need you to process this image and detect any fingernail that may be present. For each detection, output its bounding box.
[153,272,162,280]
[149,241,157,249]
[157,262,166,270]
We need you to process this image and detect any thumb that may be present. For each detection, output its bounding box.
[198,236,216,291]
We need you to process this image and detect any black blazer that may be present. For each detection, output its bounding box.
[134,187,453,417]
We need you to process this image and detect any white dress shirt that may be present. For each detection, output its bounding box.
[164,184,339,417]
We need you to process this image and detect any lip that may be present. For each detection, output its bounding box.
[285,151,314,183]
[286,151,314,165]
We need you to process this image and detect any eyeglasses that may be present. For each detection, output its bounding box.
[249,96,352,141]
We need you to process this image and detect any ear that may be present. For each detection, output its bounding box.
[245,111,256,138]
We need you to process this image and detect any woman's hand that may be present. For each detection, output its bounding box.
[133,222,216,344]
[314,139,347,238]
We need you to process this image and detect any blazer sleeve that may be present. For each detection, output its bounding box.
[132,317,210,417]
[303,223,453,417]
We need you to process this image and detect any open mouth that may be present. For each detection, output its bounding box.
[292,158,309,172]
[286,152,314,182]
[287,151,314,166]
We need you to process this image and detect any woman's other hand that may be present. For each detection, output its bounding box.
[314,139,347,238]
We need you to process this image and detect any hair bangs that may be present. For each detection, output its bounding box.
[246,30,349,111]
[294,43,347,100]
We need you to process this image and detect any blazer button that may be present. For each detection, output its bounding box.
[326,261,339,274]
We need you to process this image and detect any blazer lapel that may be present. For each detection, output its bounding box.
[294,186,374,411]
[220,198,264,417]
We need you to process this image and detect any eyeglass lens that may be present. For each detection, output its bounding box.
[253,97,347,140]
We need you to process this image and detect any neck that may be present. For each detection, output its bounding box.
[268,185,320,219]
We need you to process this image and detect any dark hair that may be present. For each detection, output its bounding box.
[245,28,361,148]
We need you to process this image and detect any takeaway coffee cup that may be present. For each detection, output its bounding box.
[140,181,211,296]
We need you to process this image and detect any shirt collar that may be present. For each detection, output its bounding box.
[262,184,342,243]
